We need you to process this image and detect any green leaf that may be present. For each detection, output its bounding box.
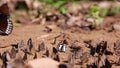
[60,7,67,14]
[54,1,66,8]
[90,4,99,13]
[100,7,109,17]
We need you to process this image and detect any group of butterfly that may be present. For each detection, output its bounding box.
[0,2,13,35]
[0,38,68,68]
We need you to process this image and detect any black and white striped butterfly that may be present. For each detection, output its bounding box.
[57,40,68,52]
[0,2,13,35]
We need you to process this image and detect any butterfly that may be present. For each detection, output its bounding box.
[0,2,13,35]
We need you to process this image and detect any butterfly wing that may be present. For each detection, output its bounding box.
[0,3,13,35]
[0,3,9,14]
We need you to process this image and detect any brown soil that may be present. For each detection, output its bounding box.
[1,17,120,68]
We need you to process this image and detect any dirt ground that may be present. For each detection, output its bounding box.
[0,16,120,68]
[0,16,120,45]
[0,24,119,46]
